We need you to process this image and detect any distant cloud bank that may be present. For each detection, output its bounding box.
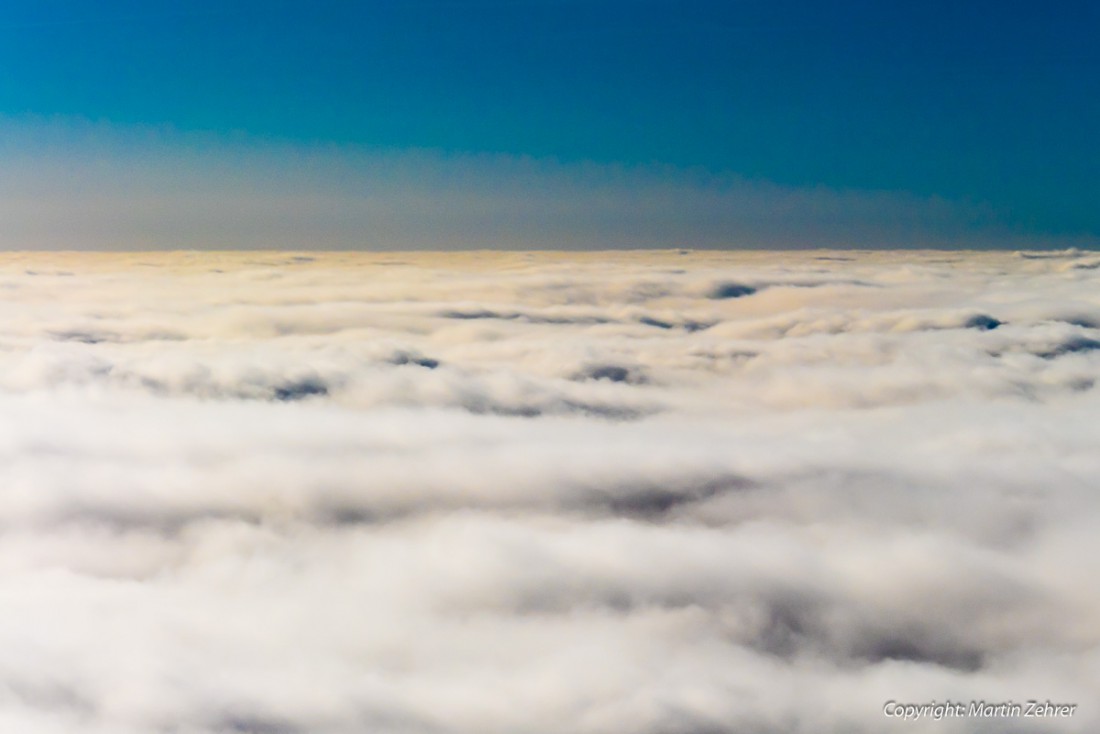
[3,117,1087,250]
[0,249,1098,733]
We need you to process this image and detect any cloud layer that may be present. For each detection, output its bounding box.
[1,249,1099,733]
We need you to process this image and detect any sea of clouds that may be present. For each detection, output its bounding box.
[0,249,1098,733]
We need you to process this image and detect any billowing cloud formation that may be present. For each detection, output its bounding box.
[2,118,1081,250]
[1,249,1099,733]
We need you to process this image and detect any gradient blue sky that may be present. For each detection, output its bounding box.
[1,0,1097,249]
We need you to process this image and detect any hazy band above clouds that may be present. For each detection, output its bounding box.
[0,249,1098,733]
[1,117,1078,251]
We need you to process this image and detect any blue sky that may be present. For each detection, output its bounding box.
[1,0,1097,249]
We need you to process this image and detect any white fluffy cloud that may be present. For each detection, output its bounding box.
[0,249,1098,733]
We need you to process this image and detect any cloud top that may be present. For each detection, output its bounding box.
[0,249,1098,733]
